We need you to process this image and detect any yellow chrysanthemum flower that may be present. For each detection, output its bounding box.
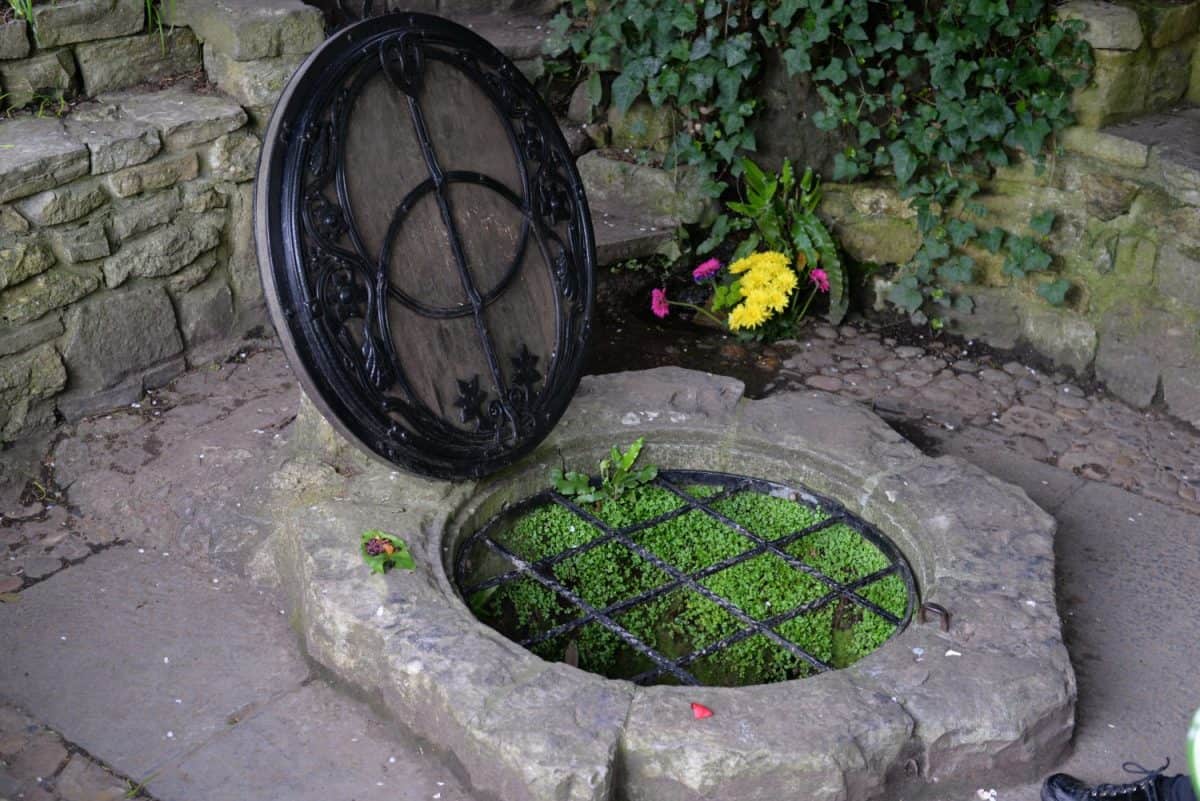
[728,297,770,331]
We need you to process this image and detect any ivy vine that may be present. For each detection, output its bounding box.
[546,0,1093,321]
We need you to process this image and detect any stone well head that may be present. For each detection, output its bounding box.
[253,13,1074,801]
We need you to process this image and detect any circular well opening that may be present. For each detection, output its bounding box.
[454,470,917,687]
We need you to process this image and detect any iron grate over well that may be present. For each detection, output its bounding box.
[454,470,918,687]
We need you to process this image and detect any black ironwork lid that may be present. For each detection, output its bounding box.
[256,13,595,481]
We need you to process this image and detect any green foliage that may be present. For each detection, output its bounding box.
[360,530,415,574]
[547,0,1091,319]
[551,437,658,505]
[473,485,908,685]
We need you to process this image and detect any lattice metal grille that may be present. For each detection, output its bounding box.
[454,470,917,686]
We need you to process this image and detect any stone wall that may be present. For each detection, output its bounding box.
[0,0,324,442]
[816,0,1200,429]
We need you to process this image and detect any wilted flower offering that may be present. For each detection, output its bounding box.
[692,258,722,282]
[810,268,830,293]
[650,288,670,318]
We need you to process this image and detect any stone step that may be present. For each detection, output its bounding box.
[447,12,552,61]
[590,203,675,266]
[1102,105,1200,204]
[165,0,325,61]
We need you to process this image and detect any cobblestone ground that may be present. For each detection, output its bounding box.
[1,702,151,801]
[767,322,1200,516]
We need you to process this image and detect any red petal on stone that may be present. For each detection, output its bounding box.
[691,702,713,719]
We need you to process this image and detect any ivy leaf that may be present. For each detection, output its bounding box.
[979,227,1006,253]
[1030,209,1055,236]
[1037,278,1071,306]
[586,72,603,110]
[888,140,917,185]
[814,59,848,85]
[610,72,644,114]
[888,276,924,313]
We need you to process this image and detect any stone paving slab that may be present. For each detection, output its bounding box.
[0,547,478,801]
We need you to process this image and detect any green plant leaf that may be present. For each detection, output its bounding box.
[1037,277,1071,306]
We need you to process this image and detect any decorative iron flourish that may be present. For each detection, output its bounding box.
[259,14,595,479]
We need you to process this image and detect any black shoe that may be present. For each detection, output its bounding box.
[1041,761,1195,801]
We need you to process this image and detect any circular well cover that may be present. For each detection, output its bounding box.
[256,13,595,481]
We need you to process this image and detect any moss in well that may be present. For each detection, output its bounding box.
[471,484,910,686]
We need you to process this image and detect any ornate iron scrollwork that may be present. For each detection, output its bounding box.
[256,13,595,480]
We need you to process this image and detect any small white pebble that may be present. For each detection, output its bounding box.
[166,731,175,739]
[945,649,962,657]
[175,699,182,704]
[212,578,219,584]
[60,635,67,641]
[163,657,170,664]
[137,548,145,554]
[388,756,396,764]
[1025,600,1037,607]
[377,782,385,787]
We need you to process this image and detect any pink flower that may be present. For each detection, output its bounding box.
[810,268,830,293]
[650,287,670,318]
[692,258,721,282]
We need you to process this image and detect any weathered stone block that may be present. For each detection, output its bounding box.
[108,187,181,241]
[606,101,676,153]
[0,20,30,61]
[1114,234,1157,286]
[106,84,247,149]
[1094,307,1193,406]
[578,151,715,227]
[1019,304,1098,375]
[0,233,55,290]
[0,343,66,441]
[1057,0,1144,50]
[0,205,29,234]
[181,178,230,212]
[1071,49,1149,128]
[226,181,260,312]
[817,184,921,265]
[49,219,111,263]
[1143,0,1200,48]
[945,287,1022,350]
[0,48,77,111]
[102,151,199,198]
[0,265,99,326]
[16,180,106,226]
[1147,39,1195,109]
[176,276,234,348]
[1061,126,1149,167]
[203,46,305,108]
[75,28,202,96]
[166,249,218,295]
[166,0,324,60]
[101,211,223,287]
[1081,173,1139,220]
[1157,244,1200,309]
[1163,365,1200,427]
[0,118,90,204]
[0,312,63,358]
[64,109,161,174]
[207,131,261,182]
[60,282,182,392]
[32,0,143,48]
[1153,145,1200,207]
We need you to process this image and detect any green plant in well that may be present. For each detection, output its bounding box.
[551,437,658,505]
[471,484,910,685]
[547,0,1091,321]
